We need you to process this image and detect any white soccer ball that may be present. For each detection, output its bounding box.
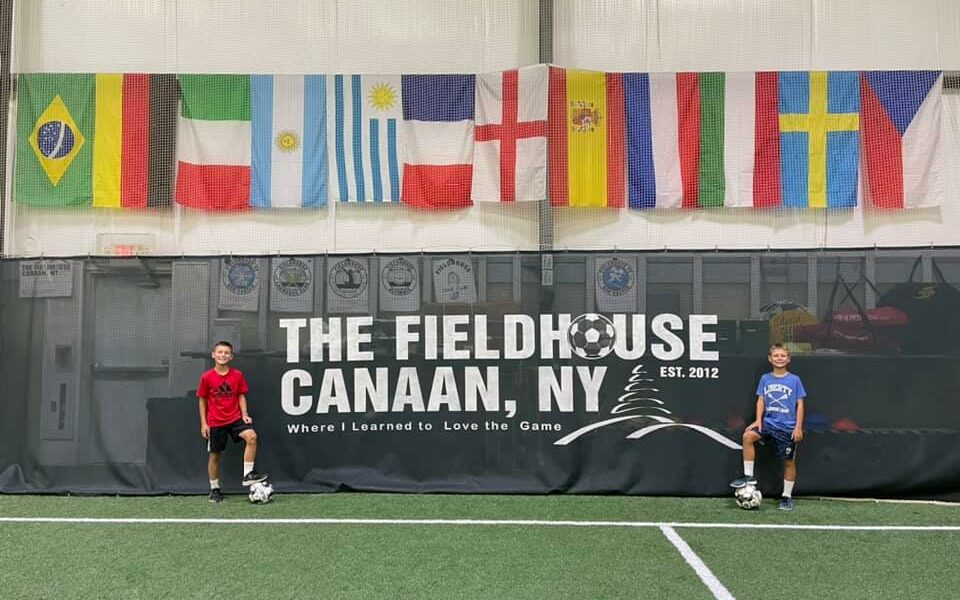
[734,485,762,510]
[248,481,274,504]
[568,313,616,360]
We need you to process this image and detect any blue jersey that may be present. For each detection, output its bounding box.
[756,371,806,433]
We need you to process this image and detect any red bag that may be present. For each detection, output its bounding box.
[802,274,902,354]
[793,322,901,353]
[827,305,909,328]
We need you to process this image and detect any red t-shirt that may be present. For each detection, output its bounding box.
[197,367,249,428]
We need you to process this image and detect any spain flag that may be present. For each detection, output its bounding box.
[548,67,625,208]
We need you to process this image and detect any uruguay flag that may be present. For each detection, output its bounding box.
[330,74,403,203]
[250,75,328,208]
[861,71,943,209]
[401,74,476,209]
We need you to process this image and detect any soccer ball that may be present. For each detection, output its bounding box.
[248,481,274,504]
[568,313,616,360]
[734,485,762,510]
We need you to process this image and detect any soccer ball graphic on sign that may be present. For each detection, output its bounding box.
[248,481,274,504]
[568,314,616,360]
[734,485,762,510]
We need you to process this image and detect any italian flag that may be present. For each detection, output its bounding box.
[175,75,251,211]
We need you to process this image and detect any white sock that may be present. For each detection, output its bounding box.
[783,479,795,498]
[244,462,254,477]
[209,479,219,490]
[743,461,755,477]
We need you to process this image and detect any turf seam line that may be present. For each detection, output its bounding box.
[0,517,959,530]
[660,525,736,600]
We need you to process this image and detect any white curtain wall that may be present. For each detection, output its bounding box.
[5,0,960,255]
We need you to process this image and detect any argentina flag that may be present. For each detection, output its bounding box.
[250,75,328,208]
[329,74,403,203]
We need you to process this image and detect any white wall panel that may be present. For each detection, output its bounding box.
[553,95,960,250]
[6,0,960,255]
[553,0,960,71]
[7,0,540,256]
[13,0,539,73]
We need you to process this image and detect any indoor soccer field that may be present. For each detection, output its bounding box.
[4,2,960,599]
[1,493,957,599]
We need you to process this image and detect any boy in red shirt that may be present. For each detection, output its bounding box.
[198,341,268,503]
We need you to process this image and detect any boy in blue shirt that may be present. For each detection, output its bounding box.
[730,343,806,511]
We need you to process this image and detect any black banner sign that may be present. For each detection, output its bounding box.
[1,255,959,499]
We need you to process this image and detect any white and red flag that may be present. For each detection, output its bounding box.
[471,65,548,203]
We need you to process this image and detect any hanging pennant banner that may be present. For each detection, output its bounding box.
[433,256,477,304]
[270,257,315,313]
[595,256,637,312]
[327,257,371,313]
[379,256,420,312]
[219,257,260,312]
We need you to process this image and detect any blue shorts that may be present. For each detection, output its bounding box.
[749,426,798,461]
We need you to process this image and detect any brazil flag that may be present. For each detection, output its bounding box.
[15,74,95,207]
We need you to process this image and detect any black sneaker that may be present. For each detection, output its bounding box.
[778,497,795,511]
[729,476,758,489]
[208,488,223,503]
[242,471,268,486]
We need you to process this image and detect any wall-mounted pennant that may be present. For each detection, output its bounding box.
[595,256,637,312]
[219,257,260,312]
[432,256,477,304]
[379,256,420,312]
[270,257,314,313]
[327,257,371,313]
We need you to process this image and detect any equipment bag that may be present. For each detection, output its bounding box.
[877,257,960,355]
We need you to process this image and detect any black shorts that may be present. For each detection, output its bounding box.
[207,419,254,453]
[750,426,799,461]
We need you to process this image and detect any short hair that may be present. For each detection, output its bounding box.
[213,340,234,352]
[768,343,789,355]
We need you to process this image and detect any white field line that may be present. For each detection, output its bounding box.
[0,517,958,530]
[660,525,735,600]
[815,496,960,507]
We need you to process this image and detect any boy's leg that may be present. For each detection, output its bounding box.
[783,457,797,484]
[239,429,268,485]
[207,452,223,503]
[742,429,760,462]
[207,451,221,481]
[239,428,258,463]
[779,458,797,511]
[730,429,761,488]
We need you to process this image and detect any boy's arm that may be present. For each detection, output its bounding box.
[793,398,805,441]
[198,397,210,439]
[749,395,765,431]
[239,394,252,424]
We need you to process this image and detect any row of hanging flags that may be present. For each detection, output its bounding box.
[14,66,944,211]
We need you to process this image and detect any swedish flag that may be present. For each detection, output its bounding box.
[778,72,860,208]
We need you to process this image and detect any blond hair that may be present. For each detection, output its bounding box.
[768,343,790,356]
